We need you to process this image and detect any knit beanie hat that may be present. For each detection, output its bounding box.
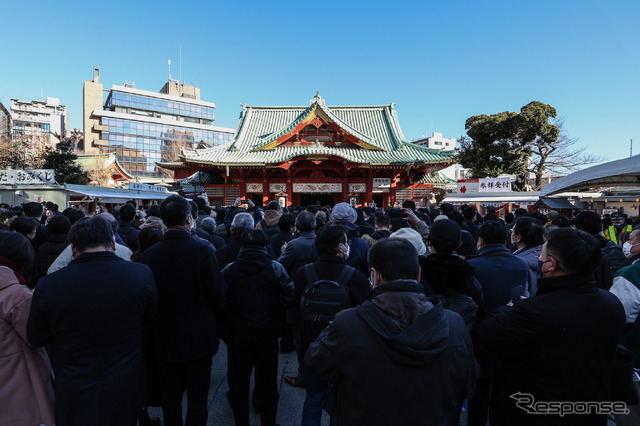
[389,227,427,256]
[330,202,357,224]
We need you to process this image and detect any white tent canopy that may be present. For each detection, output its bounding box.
[65,184,172,201]
[540,155,640,197]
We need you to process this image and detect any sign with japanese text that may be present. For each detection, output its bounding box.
[129,182,167,193]
[372,178,391,188]
[478,177,511,192]
[0,169,55,185]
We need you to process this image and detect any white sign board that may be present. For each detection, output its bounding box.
[457,179,479,194]
[478,177,511,192]
[129,182,167,193]
[372,178,391,189]
[0,169,55,185]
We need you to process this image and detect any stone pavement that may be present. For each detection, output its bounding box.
[148,341,329,425]
[146,343,617,426]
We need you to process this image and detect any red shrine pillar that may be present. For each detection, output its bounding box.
[365,169,373,206]
[390,169,398,207]
[239,170,247,201]
[262,169,269,206]
[342,165,349,203]
[286,169,293,207]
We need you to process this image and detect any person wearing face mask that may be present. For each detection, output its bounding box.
[479,228,626,426]
[610,228,640,369]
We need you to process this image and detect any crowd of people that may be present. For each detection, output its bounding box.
[1,196,640,426]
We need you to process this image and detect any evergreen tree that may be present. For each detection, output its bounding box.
[40,139,88,185]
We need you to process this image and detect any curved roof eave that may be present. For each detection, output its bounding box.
[540,155,640,196]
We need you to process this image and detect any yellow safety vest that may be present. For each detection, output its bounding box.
[607,224,632,244]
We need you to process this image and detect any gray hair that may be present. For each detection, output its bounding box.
[231,212,254,232]
[98,213,119,234]
[201,216,217,233]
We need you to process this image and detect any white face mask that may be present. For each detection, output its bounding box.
[623,241,639,259]
[340,242,350,259]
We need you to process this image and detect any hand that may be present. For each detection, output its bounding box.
[233,197,241,207]
[403,208,419,224]
[246,199,255,208]
[281,242,288,253]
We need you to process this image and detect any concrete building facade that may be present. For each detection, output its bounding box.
[0,102,10,142]
[413,132,458,181]
[10,97,68,145]
[82,68,235,180]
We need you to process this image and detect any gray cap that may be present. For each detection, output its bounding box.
[330,202,357,223]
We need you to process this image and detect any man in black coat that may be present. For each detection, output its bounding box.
[118,203,141,251]
[140,195,227,426]
[305,239,478,425]
[479,228,627,426]
[216,212,255,268]
[27,216,158,426]
[222,230,294,426]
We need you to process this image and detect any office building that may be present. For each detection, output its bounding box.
[83,68,235,180]
[10,97,68,145]
[0,102,10,142]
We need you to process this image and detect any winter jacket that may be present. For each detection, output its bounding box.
[278,230,316,277]
[479,273,626,426]
[139,230,227,363]
[216,233,243,269]
[28,252,157,426]
[48,243,133,274]
[256,210,281,238]
[420,253,482,329]
[222,246,294,336]
[117,221,140,251]
[0,268,55,426]
[32,233,69,284]
[204,231,226,250]
[596,238,631,289]
[268,231,292,259]
[468,244,530,315]
[513,244,542,296]
[139,215,167,234]
[305,279,478,426]
[610,263,640,368]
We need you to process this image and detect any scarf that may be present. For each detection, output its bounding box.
[0,256,25,284]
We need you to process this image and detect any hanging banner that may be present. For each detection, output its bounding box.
[479,177,511,192]
[0,169,55,185]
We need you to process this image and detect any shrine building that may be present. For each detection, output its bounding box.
[160,93,455,207]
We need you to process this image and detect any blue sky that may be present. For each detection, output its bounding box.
[2,0,638,162]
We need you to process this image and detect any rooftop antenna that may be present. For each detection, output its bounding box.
[179,43,182,95]
[168,59,172,81]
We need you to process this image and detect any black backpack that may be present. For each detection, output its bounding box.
[597,242,631,289]
[300,264,354,345]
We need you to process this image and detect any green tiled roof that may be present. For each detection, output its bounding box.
[413,171,457,190]
[181,94,454,167]
[75,153,134,179]
[178,171,224,193]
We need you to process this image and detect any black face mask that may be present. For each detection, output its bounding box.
[538,258,552,276]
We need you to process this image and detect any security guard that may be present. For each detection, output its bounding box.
[604,212,632,245]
